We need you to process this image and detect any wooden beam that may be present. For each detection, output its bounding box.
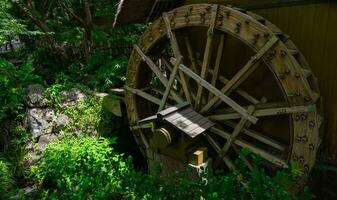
[195,4,218,110]
[209,34,226,101]
[222,120,285,152]
[210,127,287,168]
[134,45,183,103]
[176,60,258,124]
[200,36,279,114]
[125,86,165,106]
[208,105,316,121]
[163,13,192,103]
[158,56,183,111]
[219,106,255,154]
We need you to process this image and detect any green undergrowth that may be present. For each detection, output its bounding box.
[26,136,313,200]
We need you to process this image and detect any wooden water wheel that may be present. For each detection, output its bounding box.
[124,4,322,191]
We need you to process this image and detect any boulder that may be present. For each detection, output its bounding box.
[60,88,86,107]
[27,108,56,138]
[55,114,70,130]
[25,84,48,108]
[37,134,57,151]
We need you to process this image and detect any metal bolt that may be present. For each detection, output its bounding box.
[309,121,315,127]
[234,27,240,34]
[302,136,308,143]
[245,19,250,24]
[299,156,305,164]
[236,22,242,27]
[305,96,311,102]
[293,154,298,161]
[296,90,301,96]
[295,115,301,121]
[225,10,230,17]
[284,68,290,75]
[280,50,287,57]
[301,113,308,120]
[304,165,310,172]
[295,73,301,79]
[296,136,302,143]
[252,38,258,45]
[264,32,270,38]
[309,144,315,151]
[279,73,285,80]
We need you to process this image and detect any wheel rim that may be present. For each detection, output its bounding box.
[125,4,322,191]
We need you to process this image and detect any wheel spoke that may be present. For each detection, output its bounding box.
[172,59,258,124]
[163,13,192,103]
[195,4,218,110]
[218,106,255,155]
[199,61,261,105]
[184,35,199,73]
[200,36,279,114]
[209,127,287,168]
[208,104,316,121]
[158,56,183,111]
[209,34,226,101]
[222,121,285,152]
[134,45,183,103]
[125,86,170,107]
[205,134,235,169]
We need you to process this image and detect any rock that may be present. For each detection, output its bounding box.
[55,114,69,129]
[27,108,56,138]
[25,84,48,108]
[37,134,57,151]
[60,88,86,107]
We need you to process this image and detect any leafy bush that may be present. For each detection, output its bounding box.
[0,58,41,121]
[31,136,130,199]
[0,159,14,198]
[30,136,309,200]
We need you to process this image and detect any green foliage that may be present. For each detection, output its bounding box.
[31,136,311,200]
[0,57,41,120]
[60,96,115,136]
[0,159,14,198]
[31,136,130,199]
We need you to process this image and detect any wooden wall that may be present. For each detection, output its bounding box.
[253,1,337,161]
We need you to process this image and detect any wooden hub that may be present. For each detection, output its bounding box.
[124,4,322,192]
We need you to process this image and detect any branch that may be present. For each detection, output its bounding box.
[58,0,85,25]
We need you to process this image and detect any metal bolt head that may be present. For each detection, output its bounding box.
[309,121,315,127]
[301,114,308,120]
[304,96,311,102]
[280,50,287,57]
[309,144,315,151]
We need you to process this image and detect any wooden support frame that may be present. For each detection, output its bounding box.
[176,60,258,124]
[200,36,279,114]
[195,4,218,110]
[208,104,316,121]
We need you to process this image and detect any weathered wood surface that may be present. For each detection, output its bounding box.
[254,1,337,161]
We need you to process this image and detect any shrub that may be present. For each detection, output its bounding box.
[31,136,131,199]
[0,159,14,198]
[31,136,309,200]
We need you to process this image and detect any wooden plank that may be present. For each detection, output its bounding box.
[134,45,183,103]
[209,127,287,167]
[164,107,193,122]
[222,121,285,152]
[209,34,226,101]
[208,105,316,121]
[195,4,218,110]
[219,106,255,155]
[184,36,199,73]
[125,86,163,106]
[205,134,235,169]
[158,56,183,111]
[170,109,198,124]
[176,61,258,124]
[158,102,190,117]
[200,36,279,114]
[163,13,192,103]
